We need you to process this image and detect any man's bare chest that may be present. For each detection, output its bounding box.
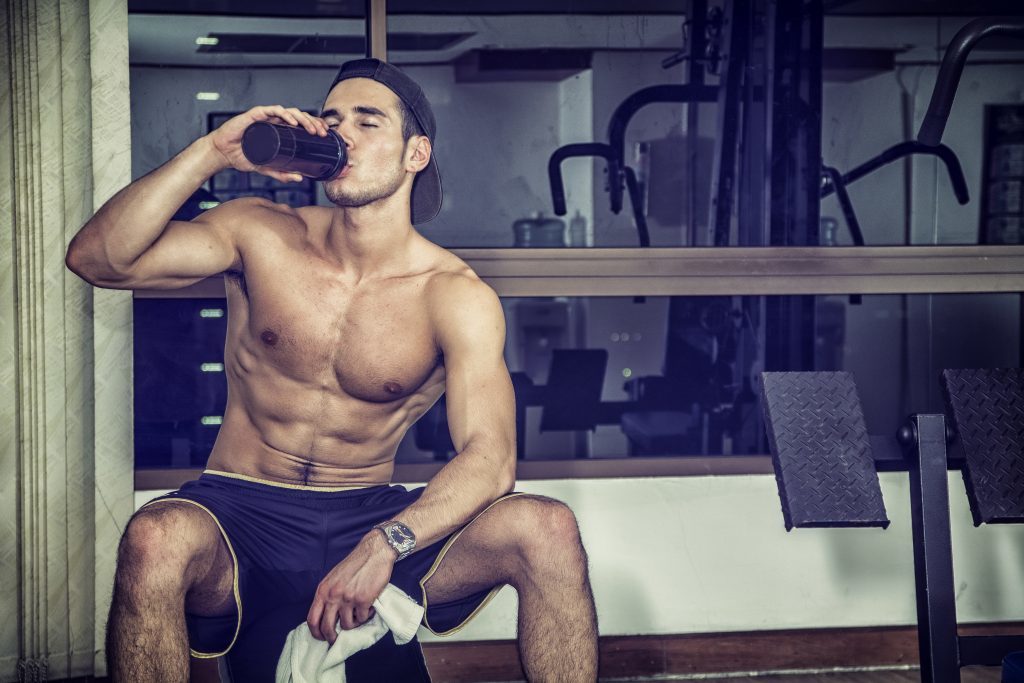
[226,265,442,403]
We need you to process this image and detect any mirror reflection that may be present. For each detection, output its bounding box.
[127,2,1024,471]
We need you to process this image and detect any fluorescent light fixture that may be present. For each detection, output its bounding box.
[199,308,224,318]
[195,36,219,46]
[200,363,224,373]
[198,201,220,210]
[201,416,223,426]
[196,92,221,101]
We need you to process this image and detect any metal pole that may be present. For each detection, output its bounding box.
[365,0,387,60]
[686,0,707,246]
[901,413,960,683]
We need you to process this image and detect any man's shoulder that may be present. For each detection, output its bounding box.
[423,254,501,325]
[422,248,489,299]
[213,195,297,217]
[199,196,303,232]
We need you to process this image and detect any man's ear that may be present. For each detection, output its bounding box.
[406,135,431,173]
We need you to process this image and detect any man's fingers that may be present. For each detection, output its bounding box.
[335,606,357,633]
[262,105,299,126]
[354,602,373,625]
[320,605,341,644]
[241,105,328,137]
[289,108,321,136]
[307,598,325,640]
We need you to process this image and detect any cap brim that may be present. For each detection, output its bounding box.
[411,156,442,225]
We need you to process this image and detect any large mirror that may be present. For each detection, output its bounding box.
[128,1,1024,471]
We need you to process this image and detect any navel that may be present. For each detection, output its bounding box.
[299,461,314,486]
[383,381,404,395]
[260,329,279,346]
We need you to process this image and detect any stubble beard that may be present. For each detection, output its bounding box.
[324,154,407,210]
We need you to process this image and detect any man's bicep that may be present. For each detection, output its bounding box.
[444,350,516,455]
[436,279,516,458]
[111,200,251,289]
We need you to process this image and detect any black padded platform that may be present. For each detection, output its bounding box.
[760,372,889,531]
[540,349,607,432]
[941,368,1024,525]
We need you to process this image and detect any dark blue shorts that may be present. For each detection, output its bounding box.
[141,470,519,682]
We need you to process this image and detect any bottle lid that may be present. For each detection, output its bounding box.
[241,122,288,165]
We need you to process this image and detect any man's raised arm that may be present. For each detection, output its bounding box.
[65,105,328,290]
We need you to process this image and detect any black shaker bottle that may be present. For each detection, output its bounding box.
[240,122,347,181]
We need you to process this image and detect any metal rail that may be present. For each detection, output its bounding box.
[135,246,1024,298]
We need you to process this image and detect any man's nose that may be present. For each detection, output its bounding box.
[335,122,356,149]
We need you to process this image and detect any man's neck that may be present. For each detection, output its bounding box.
[326,202,418,282]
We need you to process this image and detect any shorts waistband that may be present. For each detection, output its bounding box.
[202,469,381,492]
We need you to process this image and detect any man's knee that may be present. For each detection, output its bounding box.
[506,495,585,564]
[116,502,218,594]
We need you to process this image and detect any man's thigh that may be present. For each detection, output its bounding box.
[421,493,563,605]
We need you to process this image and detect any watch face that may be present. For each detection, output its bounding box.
[386,523,415,549]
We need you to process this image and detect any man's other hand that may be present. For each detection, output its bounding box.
[306,532,397,643]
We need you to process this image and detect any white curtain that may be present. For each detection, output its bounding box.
[1,0,134,679]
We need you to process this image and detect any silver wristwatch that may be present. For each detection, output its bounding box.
[373,520,416,561]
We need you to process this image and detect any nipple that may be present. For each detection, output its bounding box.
[260,329,279,346]
[383,381,403,395]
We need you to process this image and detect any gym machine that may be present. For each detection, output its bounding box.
[760,368,1024,682]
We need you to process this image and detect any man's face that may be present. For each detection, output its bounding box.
[319,78,413,211]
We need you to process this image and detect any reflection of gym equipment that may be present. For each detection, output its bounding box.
[547,82,717,248]
[917,17,1024,147]
[811,17,1024,246]
[541,1,818,457]
[541,9,1022,461]
[621,297,754,455]
[760,369,1024,683]
[820,141,969,248]
[417,296,759,458]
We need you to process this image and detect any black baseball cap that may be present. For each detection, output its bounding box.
[325,58,442,225]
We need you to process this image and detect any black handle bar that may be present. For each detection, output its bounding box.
[547,143,616,216]
[917,17,1024,146]
[821,141,969,205]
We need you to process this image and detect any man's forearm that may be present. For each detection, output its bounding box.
[391,441,515,552]
[66,136,226,280]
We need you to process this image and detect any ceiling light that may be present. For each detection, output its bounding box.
[195,36,219,46]
[195,92,221,101]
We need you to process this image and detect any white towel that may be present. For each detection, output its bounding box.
[275,584,425,683]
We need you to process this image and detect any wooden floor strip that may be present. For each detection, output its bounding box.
[421,623,1022,683]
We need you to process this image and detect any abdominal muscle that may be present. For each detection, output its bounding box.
[205,357,444,488]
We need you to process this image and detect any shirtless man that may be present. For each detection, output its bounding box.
[66,59,598,682]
